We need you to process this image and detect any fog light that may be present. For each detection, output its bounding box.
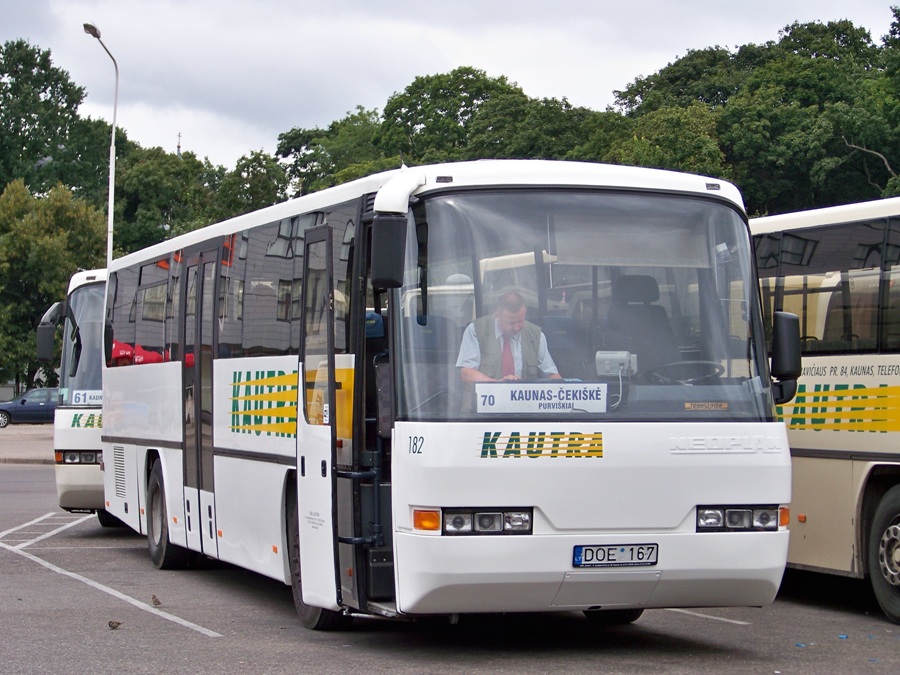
[697,508,724,528]
[504,511,532,531]
[444,513,472,534]
[726,509,752,529]
[474,512,503,532]
[752,508,778,531]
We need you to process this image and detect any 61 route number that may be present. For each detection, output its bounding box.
[408,435,424,454]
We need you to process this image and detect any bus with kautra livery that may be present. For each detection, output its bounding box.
[752,197,900,624]
[38,269,121,527]
[101,160,800,629]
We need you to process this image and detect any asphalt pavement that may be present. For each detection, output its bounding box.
[0,424,54,464]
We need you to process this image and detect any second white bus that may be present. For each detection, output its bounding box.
[38,269,120,526]
[752,197,900,624]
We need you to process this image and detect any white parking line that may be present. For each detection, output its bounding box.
[665,608,751,625]
[1,515,222,638]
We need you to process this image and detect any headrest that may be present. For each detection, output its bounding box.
[613,275,660,304]
[365,311,385,338]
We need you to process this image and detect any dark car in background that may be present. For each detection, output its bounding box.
[0,388,58,428]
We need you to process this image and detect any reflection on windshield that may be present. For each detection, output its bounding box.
[393,190,772,422]
[59,283,105,407]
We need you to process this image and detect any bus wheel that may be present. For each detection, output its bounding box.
[869,485,900,624]
[96,509,124,528]
[147,461,189,569]
[286,486,351,630]
[583,608,644,625]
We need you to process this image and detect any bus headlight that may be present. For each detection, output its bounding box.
[59,451,101,465]
[439,508,533,535]
[697,505,783,532]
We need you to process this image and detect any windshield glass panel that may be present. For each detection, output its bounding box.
[59,282,105,407]
[393,190,773,422]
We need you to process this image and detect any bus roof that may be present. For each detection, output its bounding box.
[110,159,744,272]
[750,196,900,235]
[67,268,107,293]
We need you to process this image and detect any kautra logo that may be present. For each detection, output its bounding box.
[777,382,900,433]
[480,431,603,458]
[230,370,298,437]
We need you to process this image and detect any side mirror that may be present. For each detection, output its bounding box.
[771,311,801,404]
[36,323,57,363]
[36,301,64,363]
[370,213,407,289]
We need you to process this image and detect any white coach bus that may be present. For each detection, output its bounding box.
[101,160,800,629]
[38,269,120,526]
[752,197,900,624]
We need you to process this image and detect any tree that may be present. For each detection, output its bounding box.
[0,180,104,390]
[604,103,731,179]
[466,94,603,160]
[215,150,288,219]
[278,106,386,194]
[0,40,85,194]
[377,66,524,162]
[115,146,220,253]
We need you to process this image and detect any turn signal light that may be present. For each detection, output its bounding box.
[413,509,441,531]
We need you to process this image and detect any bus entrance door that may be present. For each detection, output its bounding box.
[182,247,219,558]
[297,226,342,611]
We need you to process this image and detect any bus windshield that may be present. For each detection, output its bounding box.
[395,189,772,422]
[59,281,105,407]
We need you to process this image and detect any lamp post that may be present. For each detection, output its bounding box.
[83,22,118,267]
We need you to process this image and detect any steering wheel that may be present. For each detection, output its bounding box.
[647,360,725,385]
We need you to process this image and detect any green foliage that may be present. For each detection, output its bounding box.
[215,150,288,219]
[377,66,524,162]
[278,106,384,195]
[0,40,85,194]
[0,180,104,386]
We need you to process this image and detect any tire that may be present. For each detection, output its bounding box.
[146,461,189,569]
[0,410,10,428]
[583,608,644,625]
[286,484,351,630]
[868,485,900,624]
[96,509,124,528]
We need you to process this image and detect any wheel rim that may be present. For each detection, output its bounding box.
[878,523,900,587]
[0,412,8,427]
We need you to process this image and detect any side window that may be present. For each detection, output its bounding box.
[107,266,139,366]
[218,233,246,358]
[883,220,900,350]
[771,220,885,354]
[134,260,169,364]
[242,223,295,356]
[166,251,183,362]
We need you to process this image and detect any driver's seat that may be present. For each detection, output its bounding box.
[603,275,681,379]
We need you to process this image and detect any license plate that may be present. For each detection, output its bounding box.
[573,543,658,568]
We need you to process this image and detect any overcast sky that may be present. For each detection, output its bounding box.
[3,1,896,168]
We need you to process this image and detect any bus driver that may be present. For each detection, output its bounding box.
[456,291,562,383]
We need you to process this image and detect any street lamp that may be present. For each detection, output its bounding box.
[83,22,118,267]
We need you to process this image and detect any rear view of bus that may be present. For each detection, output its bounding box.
[38,269,118,527]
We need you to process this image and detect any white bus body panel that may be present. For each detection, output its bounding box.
[391,420,791,614]
[54,408,104,510]
[213,455,290,583]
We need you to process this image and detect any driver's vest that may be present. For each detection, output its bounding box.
[473,316,542,380]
